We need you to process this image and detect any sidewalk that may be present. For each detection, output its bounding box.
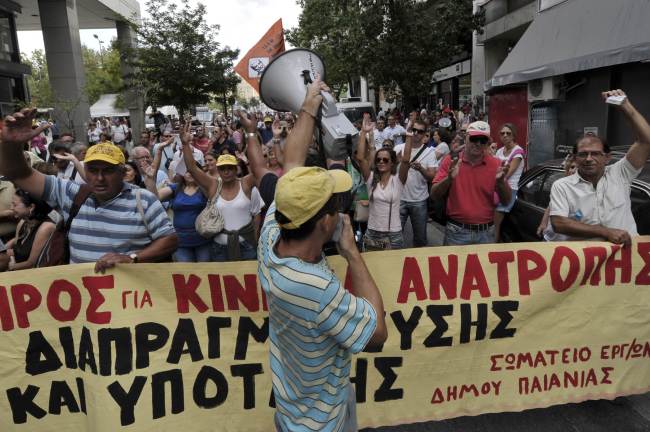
[363,393,650,431]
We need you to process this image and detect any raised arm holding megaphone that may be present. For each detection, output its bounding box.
[259,49,359,163]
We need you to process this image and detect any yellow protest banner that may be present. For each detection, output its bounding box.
[1,238,650,431]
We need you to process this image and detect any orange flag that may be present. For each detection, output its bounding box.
[234,19,286,94]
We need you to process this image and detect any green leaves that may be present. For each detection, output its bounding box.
[287,0,482,103]
[124,0,239,115]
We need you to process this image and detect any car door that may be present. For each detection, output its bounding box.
[504,168,564,242]
[631,185,650,235]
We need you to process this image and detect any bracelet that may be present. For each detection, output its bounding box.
[245,132,257,139]
[300,108,318,119]
[272,138,281,143]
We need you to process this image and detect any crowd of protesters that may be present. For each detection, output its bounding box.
[0,81,648,432]
[0,87,648,274]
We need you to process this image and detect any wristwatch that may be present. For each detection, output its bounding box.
[129,253,138,263]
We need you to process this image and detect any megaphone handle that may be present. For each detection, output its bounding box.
[320,91,337,117]
[302,70,312,85]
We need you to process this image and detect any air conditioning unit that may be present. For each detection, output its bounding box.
[527,77,563,102]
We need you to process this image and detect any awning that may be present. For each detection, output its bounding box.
[90,94,130,118]
[489,0,650,89]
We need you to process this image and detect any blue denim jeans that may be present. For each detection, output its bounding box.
[400,199,429,247]
[443,222,495,246]
[173,244,212,263]
[211,240,257,262]
[363,229,404,251]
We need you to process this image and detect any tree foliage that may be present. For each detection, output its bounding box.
[23,45,124,109]
[22,50,53,107]
[124,0,240,115]
[82,44,123,106]
[287,0,483,104]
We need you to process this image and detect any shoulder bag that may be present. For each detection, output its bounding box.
[195,178,225,238]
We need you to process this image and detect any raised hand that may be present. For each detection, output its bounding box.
[601,89,629,108]
[158,135,174,149]
[237,110,256,133]
[362,113,375,133]
[2,108,46,145]
[302,73,330,116]
[52,152,78,162]
[179,122,193,145]
[272,119,282,137]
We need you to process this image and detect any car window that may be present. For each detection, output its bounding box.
[631,187,650,235]
[518,171,546,204]
[519,169,564,207]
[539,171,565,208]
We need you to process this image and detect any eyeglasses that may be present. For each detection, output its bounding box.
[375,157,390,164]
[469,136,489,145]
[412,128,426,134]
[575,151,605,159]
[500,131,512,136]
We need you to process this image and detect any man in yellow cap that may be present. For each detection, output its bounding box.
[241,78,388,431]
[0,110,178,273]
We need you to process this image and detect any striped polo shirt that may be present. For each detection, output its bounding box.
[258,203,377,432]
[43,175,175,263]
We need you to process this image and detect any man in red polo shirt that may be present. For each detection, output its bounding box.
[431,121,511,245]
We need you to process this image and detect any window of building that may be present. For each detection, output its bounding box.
[0,16,14,62]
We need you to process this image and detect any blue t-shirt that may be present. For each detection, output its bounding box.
[169,183,210,247]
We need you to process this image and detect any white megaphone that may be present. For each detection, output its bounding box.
[259,48,358,161]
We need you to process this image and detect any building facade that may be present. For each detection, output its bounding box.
[3,0,141,140]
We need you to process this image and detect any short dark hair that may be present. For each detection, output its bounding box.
[50,141,70,154]
[276,193,340,241]
[573,135,610,154]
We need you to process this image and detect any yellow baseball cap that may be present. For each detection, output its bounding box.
[216,154,238,167]
[84,143,125,165]
[275,167,352,229]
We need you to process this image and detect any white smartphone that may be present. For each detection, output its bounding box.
[331,213,345,243]
[606,95,626,105]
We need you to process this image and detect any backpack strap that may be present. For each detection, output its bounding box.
[65,184,93,233]
[135,188,151,236]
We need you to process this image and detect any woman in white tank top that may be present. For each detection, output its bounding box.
[180,125,263,261]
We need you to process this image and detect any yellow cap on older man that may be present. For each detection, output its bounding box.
[275,167,352,229]
[84,142,125,165]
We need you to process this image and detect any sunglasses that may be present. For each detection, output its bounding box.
[500,131,512,136]
[375,157,391,164]
[469,136,489,145]
[412,128,426,134]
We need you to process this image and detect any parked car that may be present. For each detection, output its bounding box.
[501,152,650,242]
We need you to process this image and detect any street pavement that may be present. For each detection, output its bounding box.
[371,219,650,431]
[362,393,650,431]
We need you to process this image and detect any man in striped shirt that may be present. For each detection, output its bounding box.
[246,77,388,431]
[0,109,178,272]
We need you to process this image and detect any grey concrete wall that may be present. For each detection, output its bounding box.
[38,0,90,142]
[116,20,144,144]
